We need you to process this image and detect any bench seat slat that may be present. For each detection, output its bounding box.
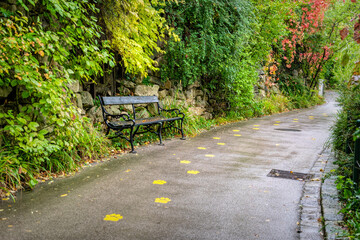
[102,96,159,105]
[109,116,182,128]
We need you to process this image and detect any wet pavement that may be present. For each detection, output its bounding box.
[0,91,339,240]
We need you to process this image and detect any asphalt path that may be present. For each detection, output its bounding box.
[0,91,339,240]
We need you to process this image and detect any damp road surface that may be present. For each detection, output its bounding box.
[0,92,339,240]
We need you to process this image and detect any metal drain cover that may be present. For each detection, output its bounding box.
[267,169,313,181]
[274,128,302,132]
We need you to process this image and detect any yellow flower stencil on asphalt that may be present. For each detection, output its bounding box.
[153,180,167,185]
[197,147,206,150]
[234,134,242,137]
[104,214,123,222]
[205,154,215,157]
[155,197,171,204]
[187,170,200,174]
[217,143,226,145]
[180,160,191,164]
[213,137,221,140]
[232,130,240,132]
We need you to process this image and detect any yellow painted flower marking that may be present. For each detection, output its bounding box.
[197,147,206,150]
[232,130,240,132]
[60,194,68,197]
[234,134,242,137]
[187,170,200,174]
[104,214,123,222]
[213,137,221,140]
[205,154,215,157]
[155,197,171,204]
[180,160,191,164]
[217,143,226,145]
[153,180,167,185]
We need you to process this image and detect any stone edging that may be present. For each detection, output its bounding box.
[299,148,345,240]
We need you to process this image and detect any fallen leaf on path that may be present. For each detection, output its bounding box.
[125,169,131,173]
[60,194,68,197]
[153,180,167,185]
[104,214,123,221]
[0,209,3,212]
[205,154,215,157]
[253,128,259,130]
[8,225,13,228]
[187,170,200,174]
[276,144,280,146]
[155,197,171,204]
[293,121,298,123]
[253,125,260,127]
[276,121,281,123]
[197,147,206,150]
[180,160,191,164]
[293,119,298,120]
[233,130,240,132]
[2,198,9,201]
[312,138,316,141]
[213,137,221,140]
[311,178,320,181]
[217,143,226,145]
[234,134,242,137]
[273,124,279,126]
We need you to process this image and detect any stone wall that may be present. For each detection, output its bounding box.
[71,76,214,125]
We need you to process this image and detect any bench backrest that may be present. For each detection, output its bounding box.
[98,95,160,119]
[100,96,159,105]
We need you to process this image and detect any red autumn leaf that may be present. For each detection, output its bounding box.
[340,27,349,40]
[354,18,360,43]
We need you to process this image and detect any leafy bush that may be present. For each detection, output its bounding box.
[0,0,113,195]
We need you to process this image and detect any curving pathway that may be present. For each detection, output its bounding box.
[0,91,339,240]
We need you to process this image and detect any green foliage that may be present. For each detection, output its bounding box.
[161,0,256,114]
[331,85,360,153]
[0,0,113,195]
[101,0,177,77]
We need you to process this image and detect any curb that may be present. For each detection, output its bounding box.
[299,149,345,240]
[321,151,346,240]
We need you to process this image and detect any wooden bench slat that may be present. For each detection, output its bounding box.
[101,96,159,105]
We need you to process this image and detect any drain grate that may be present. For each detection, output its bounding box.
[274,128,302,132]
[267,169,313,181]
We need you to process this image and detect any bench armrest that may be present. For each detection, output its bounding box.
[159,106,185,118]
[105,113,135,125]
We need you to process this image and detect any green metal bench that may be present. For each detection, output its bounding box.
[98,95,185,153]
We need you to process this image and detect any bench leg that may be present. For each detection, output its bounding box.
[158,122,164,146]
[180,119,186,140]
[130,126,137,154]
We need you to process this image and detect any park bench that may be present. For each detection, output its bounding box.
[98,95,185,153]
